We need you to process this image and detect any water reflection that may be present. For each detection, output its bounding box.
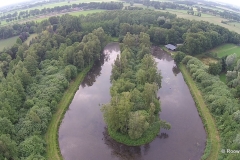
[81,43,119,88]
[59,43,206,160]
[151,46,172,61]
[103,127,144,160]
[172,66,180,76]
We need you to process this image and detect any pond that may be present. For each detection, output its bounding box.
[59,43,206,160]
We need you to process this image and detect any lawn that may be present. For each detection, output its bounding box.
[210,43,240,58]
[0,36,19,51]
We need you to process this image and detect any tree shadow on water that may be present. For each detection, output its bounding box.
[81,43,119,88]
[102,127,151,160]
[172,66,180,76]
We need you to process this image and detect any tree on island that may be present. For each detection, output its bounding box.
[101,32,171,145]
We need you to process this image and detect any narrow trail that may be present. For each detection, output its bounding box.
[45,66,92,160]
[179,64,220,160]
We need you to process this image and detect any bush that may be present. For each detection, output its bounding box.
[174,51,186,64]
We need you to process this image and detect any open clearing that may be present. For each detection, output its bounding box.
[0,36,18,51]
[210,43,240,58]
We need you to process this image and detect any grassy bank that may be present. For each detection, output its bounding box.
[108,118,160,146]
[45,64,93,160]
[179,64,220,160]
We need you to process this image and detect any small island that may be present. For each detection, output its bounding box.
[101,32,171,146]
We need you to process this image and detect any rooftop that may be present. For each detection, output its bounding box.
[165,44,176,50]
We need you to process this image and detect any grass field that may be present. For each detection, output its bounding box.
[0,36,18,51]
[179,64,220,160]
[24,33,38,46]
[210,43,240,58]
[163,9,240,34]
[199,57,218,65]
[45,64,93,160]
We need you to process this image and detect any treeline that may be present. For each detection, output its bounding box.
[76,10,240,55]
[0,2,123,22]
[181,55,240,160]
[2,9,240,54]
[102,32,170,145]
[195,6,240,22]
[225,53,240,96]
[123,0,189,10]
[0,24,109,159]
[0,21,36,40]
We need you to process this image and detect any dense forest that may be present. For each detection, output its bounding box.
[101,32,170,145]
[1,8,240,159]
[0,19,109,158]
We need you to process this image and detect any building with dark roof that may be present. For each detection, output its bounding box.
[165,44,176,51]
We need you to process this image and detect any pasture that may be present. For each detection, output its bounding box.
[210,43,240,58]
[0,36,18,51]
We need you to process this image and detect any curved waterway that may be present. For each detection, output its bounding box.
[59,43,206,160]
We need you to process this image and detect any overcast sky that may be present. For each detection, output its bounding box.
[0,0,31,8]
[0,0,239,8]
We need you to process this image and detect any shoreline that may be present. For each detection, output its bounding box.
[45,64,93,160]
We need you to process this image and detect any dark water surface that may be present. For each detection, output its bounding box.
[59,43,206,160]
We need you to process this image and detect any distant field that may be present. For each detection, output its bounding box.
[6,0,121,14]
[33,9,106,23]
[0,0,121,26]
[68,9,106,16]
[227,22,240,30]
[196,4,224,12]
[164,9,240,34]
[210,43,240,58]
[0,36,18,51]
[216,6,240,14]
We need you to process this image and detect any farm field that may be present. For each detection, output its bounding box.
[164,9,240,34]
[227,22,240,30]
[0,36,18,51]
[0,33,39,51]
[210,43,240,58]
